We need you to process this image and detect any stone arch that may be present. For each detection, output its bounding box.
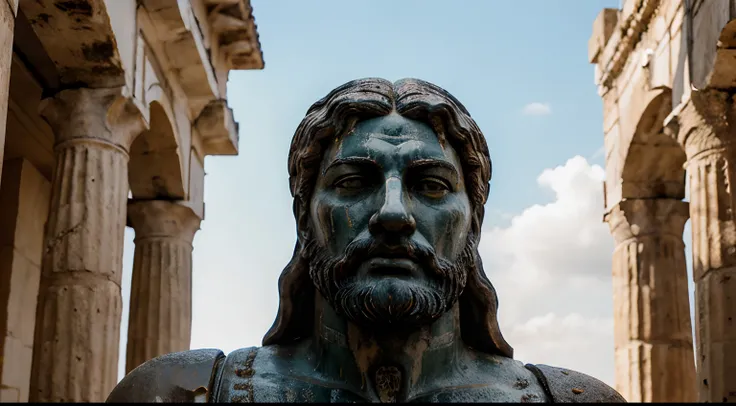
[621,87,686,200]
[128,99,186,199]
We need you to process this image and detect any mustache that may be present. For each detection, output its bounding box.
[332,238,447,281]
[303,233,477,328]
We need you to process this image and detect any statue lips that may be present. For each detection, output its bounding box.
[357,245,424,280]
[365,257,419,279]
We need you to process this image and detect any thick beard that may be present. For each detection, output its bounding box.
[303,236,476,329]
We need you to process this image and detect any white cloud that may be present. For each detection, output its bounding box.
[480,156,617,386]
[505,313,614,380]
[522,102,552,116]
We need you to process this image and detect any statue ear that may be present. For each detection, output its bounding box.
[297,228,310,250]
[293,199,312,245]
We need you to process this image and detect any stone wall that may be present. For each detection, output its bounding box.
[590,0,736,401]
[0,159,50,402]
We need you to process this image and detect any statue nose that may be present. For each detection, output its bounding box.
[369,177,416,236]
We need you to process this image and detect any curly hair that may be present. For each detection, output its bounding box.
[263,78,512,358]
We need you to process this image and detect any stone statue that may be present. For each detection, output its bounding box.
[107,78,626,403]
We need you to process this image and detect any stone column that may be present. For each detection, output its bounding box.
[125,200,201,373]
[28,87,146,402]
[667,89,736,402]
[605,198,695,402]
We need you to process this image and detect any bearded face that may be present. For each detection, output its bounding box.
[304,113,474,329]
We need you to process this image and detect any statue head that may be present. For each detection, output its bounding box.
[263,78,512,358]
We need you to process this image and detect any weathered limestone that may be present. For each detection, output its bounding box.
[590,3,694,396]
[28,87,146,402]
[20,0,125,89]
[2,0,263,400]
[605,198,695,402]
[125,200,201,373]
[0,159,50,402]
[0,0,16,191]
[666,88,736,402]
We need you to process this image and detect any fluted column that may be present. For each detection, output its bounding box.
[667,89,736,402]
[28,88,146,402]
[605,199,695,402]
[125,200,201,373]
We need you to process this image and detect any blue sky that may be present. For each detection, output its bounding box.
[116,0,698,389]
[222,0,617,219]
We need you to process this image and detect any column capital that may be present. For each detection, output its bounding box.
[39,87,148,152]
[605,198,689,244]
[127,200,202,243]
[665,88,736,160]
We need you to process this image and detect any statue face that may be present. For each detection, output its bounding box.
[306,113,474,328]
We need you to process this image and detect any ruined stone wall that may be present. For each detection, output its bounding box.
[591,0,736,401]
[0,0,263,401]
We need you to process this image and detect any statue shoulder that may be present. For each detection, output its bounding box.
[525,364,626,403]
[106,348,225,403]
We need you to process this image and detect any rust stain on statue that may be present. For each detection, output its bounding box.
[347,323,381,376]
[345,206,353,229]
[405,329,430,386]
[514,379,530,390]
[375,366,401,403]
[521,393,540,402]
[233,382,253,391]
[234,349,257,378]
[234,367,254,378]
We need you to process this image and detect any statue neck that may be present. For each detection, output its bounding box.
[311,293,465,402]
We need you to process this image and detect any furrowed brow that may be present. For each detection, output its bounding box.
[407,159,459,178]
[323,157,380,174]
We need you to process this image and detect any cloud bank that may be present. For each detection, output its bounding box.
[480,155,615,385]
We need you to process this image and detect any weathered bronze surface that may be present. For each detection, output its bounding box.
[107,78,626,403]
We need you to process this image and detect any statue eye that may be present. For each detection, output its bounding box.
[415,177,450,198]
[334,176,368,190]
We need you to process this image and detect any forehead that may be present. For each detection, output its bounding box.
[331,114,458,164]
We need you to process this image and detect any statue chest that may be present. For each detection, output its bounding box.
[211,347,548,403]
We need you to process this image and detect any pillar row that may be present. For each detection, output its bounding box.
[667,88,736,402]
[29,88,146,402]
[125,200,201,373]
[605,198,696,402]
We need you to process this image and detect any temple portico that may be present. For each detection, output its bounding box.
[0,0,263,402]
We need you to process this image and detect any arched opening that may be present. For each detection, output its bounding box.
[128,102,185,199]
[621,87,686,200]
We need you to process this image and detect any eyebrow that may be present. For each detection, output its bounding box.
[323,157,379,174]
[324,157,460,178]
[406,159,460,178]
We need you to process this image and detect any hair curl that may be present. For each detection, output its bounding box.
[263,78,512,358]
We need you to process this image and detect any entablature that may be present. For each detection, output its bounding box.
[20,0,125,89]
[193,99,238,156]
[203,0,264,71]
[591,0,662,91]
